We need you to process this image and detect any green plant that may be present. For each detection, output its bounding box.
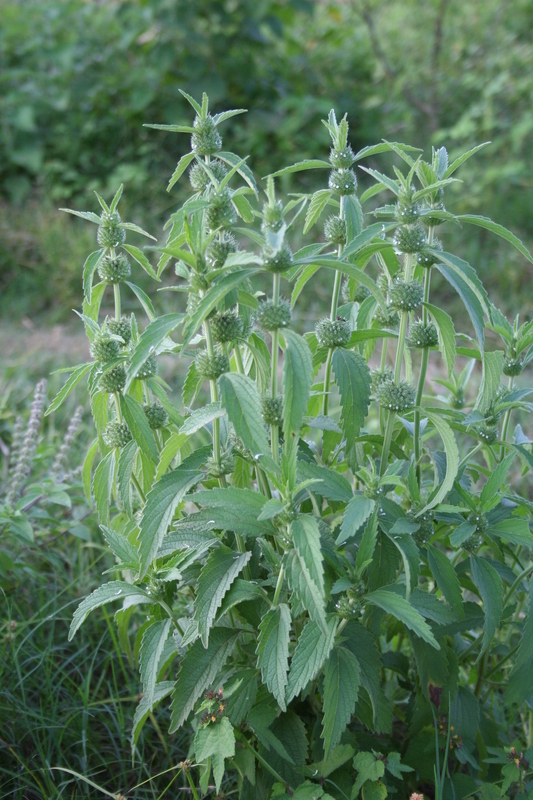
[58,93,533,799]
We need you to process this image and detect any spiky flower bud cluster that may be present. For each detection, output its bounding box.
[376,379,416,412]
[210,310,244,343]
[90,333,120,363]
[106,316,132,346]
[417,239,443,268]
[407,321,439,349]
[189,159,227,192]
[255,298,292,331]
[371,367,394,394]
[324,215,347,245]
[98,253,131,284]
[97,211,126,248]
[335,595,359,619]
[205,190,236,232]
[103,421,133,448]
[99,364,126,393]
[206,234,237,269]
[342,279,369,304]
[407,504,434,546]
[421,201,446,227]
[261,396,283,426]
[376,272,389,295]
[388,279,424,312]
[5,380,47,506]
[462,512,488,552]
[328,169,357,196]
[50,405,83,481]
[395,191,420,224]
[191,115,222,156]
[206,453,235,478]
[135,355,157,380]
[263,244,293,274]
[143,402,168,430]
[189,270,210,293]
[315,317,351,348]
[262,200,284,232]
[393,223,427,254]
[477,422,498,444]
[503,343,523,376]
[329,146,355,169]
[374,305,400,328]
[195,350,229,380]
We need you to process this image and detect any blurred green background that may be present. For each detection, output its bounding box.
[1,0,533,324]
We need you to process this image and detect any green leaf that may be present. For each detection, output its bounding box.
[322,646,361,758]
[82,439,99,503]
[470,556,502,653]
[120,222,157,241]
[180,402,225,436]
[474,351,504,415]
[443,143,490,177]
[92,451,115,523]
[304,190,333,234]
[122,244,160,281]
[424,303,456,377]
[434,253,489,350]
[45,363,92,416]
[303,744,355,780]
[117,439,138,516]
[292,264,320,307]
[232,192,254,223]
[267,159,331,179]
[167,152,195,191]
[69,581,153,640]
[101,524,138,565]
[212,108,247,126]
[338,496,376,546]
[218,373,270,458]
[140,619,172,710]
[131,681,174,753]
[457,215,533,263]
[182,269,257,344]
[196,546,252,646]
[283,329,313,439]
[296,460,353,502]
[480,454,515,507]
[489,518,533,547]
[288,516,327,633]
[366,588,440,649]
[194,717,236,793]
[355,508,379,578]
[217,579,265,620]
[344,195,364,241]
[332,349,371,446]
[83,249,106,302]
[124,281,156,321]
[120,395,159,464]
[59,208,102,224]
[170,627,240,732]
[126,313,184,388]
[256,605,291,710]
[218,151,258,192]
[423,412,459,511]
[427,545,464,619]
[286,619,337,703]
[341,622,387,732]
[138,464,203,578]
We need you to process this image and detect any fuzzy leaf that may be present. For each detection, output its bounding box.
[434,253,489,351]
[218,372,270,458]
[195,717,236,793]
[304,189,333,233]
[257,605,291,710]
[322,646,361,758]
[427,545,464,619]
[287,619,337,703]
[457,215,533,263]
[45,363,92,416]
[196,546,252,646]
[121,395,159,464]
[338,495,376,545]
[283,330,313,439]
[474,351,504,415]
[92,451,115,523]
[167,152,195,191]
[423,412,459,511]
[332,349,371,446]
[122,244,159,281]
[366,588,440,649]
[69,581,153,640]
[131,681,174,753]
[470,556,503,653]
[83,249,106,303]
[182,269,257,344]
[101,524,138,566]
[424,303,456,377]
[288,517,327,633]
[268,160,331,179]
[126,313,183,388]
[117,439,138,516]
[140,619,172,709]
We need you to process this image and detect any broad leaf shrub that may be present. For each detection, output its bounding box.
[57,93,533,799]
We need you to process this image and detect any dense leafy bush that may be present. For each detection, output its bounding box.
[56,93,533,799]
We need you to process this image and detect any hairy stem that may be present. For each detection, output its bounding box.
[273,562,285,606]
[414,240,433,483]
[271,272,281,463]
[322,197,345,417]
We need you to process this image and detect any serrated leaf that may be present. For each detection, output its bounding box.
[283,329,313,439]
[355,508,379,577]
[182,360,202,407]
[286,618,337,703]
[120,222,157,241]
[140,619,172,709]
[257,605,291,710]
[180,402,225,436]
[422,412,459,511]
[304,190,333,234]
[196,546,252,646]
[288,517,326,632]
[182,269,256,344]
[332,349,371,446]
[480,454,515,507]
[117,439,138,516]
[131,681,174,753]
[69,581,153,640]
[267,160,331,179]
[366,588,440,648]
[232,192,254,223]
[101,524,138,565]
[217,579,265,620]
[218,151,258,192]
[92,451,115,523]
[167,152,196,191]
[470,556,502,653]
[60,208,102,224]
[122,244,159,281]
[489,518,533,547]
[121,395,159,464]
[442,143,490,177]
[194,716,236,793]
[219,372,270,458]
[434,253,489,350]
[474,351,504,415]
[424,303,456,377]
[292,264,320,307]
[126,313,183,388]
[82,439,99,503]
[82,249,106,303]
[427,545,464,619]
[296,460,353,502]
[170,627,240,732]
[457,215,533,263]
[322,646,361,758]
[124,281,156,321]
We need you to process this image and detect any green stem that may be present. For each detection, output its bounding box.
[380,411,396,477]
[414,263,432,484]
[113,392,122,422]
[204,318,222,473]
[131,472,146,504]
[322,197,345,417]
[234,343,245,374]
[184,769,200,800]
[271,272,281,463]
[113,283,121,321]
[242,737,292,792]
[499,375,514,461]
[273,562,285,606]
[459,441,483,470]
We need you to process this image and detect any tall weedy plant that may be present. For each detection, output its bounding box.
[55,93,533,799]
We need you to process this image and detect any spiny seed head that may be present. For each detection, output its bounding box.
[503,357,523,376]
[143,402,168,430]
[342,279,369,304]
[407,320,439,349]
[189,272,210,292]
[408,504,434,546]
[98,253,131,283]
[263,244,293,274]
[388,279,424,312]
[261,395,283,425]
[477,422,498,444]
[328,169,357,196]
[91,333,120,363]
[462,531,483,553]
[467,511,488,533]
[421,201,446,227]
[395,192,420,224]
[189,159,227,191]
[376,271,389,295]
[255,298,292,331]
[191,115,222,156]
[336,595,358,619]
[210,310,244,343]
[135,355,157,380]
[205,190,237,232]
[324,215,347,245]
[106,316,132,346]
[371,367,394,393]
[195,349,229,380]
[417,238,443,268]
[97,211,126,248]
[329,146,355,169]
[103,421,132,448]
[262,200,284,232]
[374,305,400,328]
[100,364,126,393]
[315,317,351,348]
[393,223,427,254]
[206,453,235,478]
[206,234,237,269]
[376,379,416,412]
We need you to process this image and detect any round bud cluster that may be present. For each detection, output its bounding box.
[407,321,439,349]
[98,253,131,284]
[452,391,466,410]
[206,453,235,479]
[421,201,446,228]
[143,402,168,430]
[371,367,394,394]
[328,169,357,196]
[374,305,400,328]
[97,211,126,248]
[262,200,284,232]
[363,477,382,501]
[189,159,227,192]
[103,421,132,448]
[376,379,416,412]
[263,244,293,274]
[261,395,283,426]
[135,355,157,380]
[100,364,126,393]
[503,355,523,377]
[205,190,237,232]
[393,223,427,254]
[191,115,222,156]
[462,531,483,553]
[417,239,443,268]
[335,595,358,619]
[106,316,132,346]
[206,234,237,269]
[407,505,434,546]
[255,298,292,331]
[342,279,369,304]
[91,333,120,363]
[467,511,488,534]
[395,192,420,224]
[189,271,210,293]
[477,422,498,444]
[324,215,347,246]
[329,146,355,169]
[210,310,243,343]
[195,350,229,380]
[388,279,424,312]
[376,272,389,295]
[315,317,351,348]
